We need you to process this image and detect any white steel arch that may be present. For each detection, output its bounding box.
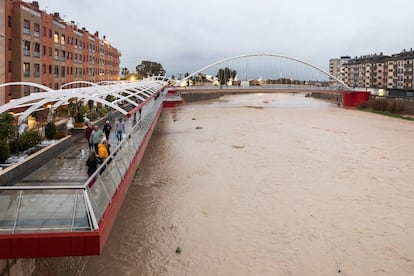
[0,82,54,93]
[60,81,98,89]
[0,79,169,125]
[177,53,351,90]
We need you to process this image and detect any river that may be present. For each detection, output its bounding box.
[38,92,414,275]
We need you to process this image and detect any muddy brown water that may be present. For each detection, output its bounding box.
[36,93,414,275]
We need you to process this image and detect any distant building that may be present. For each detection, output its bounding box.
[1,0,121,105]
[0,2,5,105]
[331,49,414,96]
[343,53,388,89]
[329,56,350,86]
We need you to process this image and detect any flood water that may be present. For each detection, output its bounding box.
[49,93,414,275]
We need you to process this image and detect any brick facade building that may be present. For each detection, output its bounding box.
[1,0,121,105]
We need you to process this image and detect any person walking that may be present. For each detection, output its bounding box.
[97,139,109,162]
[86,151,98,177]
[84,123,94,151]
[115,118,125,142]
[89,125,104,152]
[103,120,112,140]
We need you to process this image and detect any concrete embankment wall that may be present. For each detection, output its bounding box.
[0,135,73,186]
[311,92,341,102]
[180,91,223,102]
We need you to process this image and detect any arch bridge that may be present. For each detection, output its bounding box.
[0,53,362,259]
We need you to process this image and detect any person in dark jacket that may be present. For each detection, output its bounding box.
[86,151,98,177]
[84,123,94,151]
[103,120,112,140]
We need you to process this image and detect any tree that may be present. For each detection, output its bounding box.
[0,112,16,141]
[121,67,129,80]
[135,60,166,78]
[45,122,57,140]
[217,67,237,85]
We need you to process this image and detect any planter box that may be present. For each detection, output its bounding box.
[0,135,73,186]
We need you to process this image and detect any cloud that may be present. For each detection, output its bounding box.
[38,0,414,76]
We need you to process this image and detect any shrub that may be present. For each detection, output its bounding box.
[371,98,388,111]
[9,138,19,154]
[76,111,85,123]
[0,141,11,163]
[87,110,99,120]
[357,101,369,109]
[0,112,16,141]
[18,131,41,151]
[45,122,57,140]
[97,108,108,117]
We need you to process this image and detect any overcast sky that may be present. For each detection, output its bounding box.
[37,0,414,77]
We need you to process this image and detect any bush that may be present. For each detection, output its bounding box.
[357,101,369,109]
[9,138,19,154]
[45,122,57,140]
[87,111,99,120]
[0,112,16,141]
[0,141,11,163]
[76,111,85,123]
[371,98,388,111]
[18,131,41,151]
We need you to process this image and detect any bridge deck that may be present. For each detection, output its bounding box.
[0,90,168,259]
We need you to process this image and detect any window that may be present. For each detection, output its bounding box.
[8,61,12,73]
[23,41,31,56]
[61,35,65,45]
[61,50,66,61]
[34,43,40,57]
[54,65,59,77]
[34,23,40,37]
[42,27,46,36]
[49,29,52,38]
[8,39,11,50]
[42,45,46,55]
[8,16,11,27]
[49,47,52,56]
[24,85,30,96]
[24,63,30,77]
[54,32,59,43]
[34,63,40,77]
[61,66,65,77]
[42,64,46,74]
[49,65,52,74]
[23,20,30,35]
[54,48,59,60]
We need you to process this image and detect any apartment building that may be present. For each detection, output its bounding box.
[0,0,5,105]
[385,51,414,90]
[331,50,414,96]
[343,54,388,89]
[328,56,350,86]
[2,0,121,105]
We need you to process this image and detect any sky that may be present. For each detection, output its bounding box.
[37,0,414,77]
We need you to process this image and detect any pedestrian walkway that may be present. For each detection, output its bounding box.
[13,117,133,187]
[0,85,171,259]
